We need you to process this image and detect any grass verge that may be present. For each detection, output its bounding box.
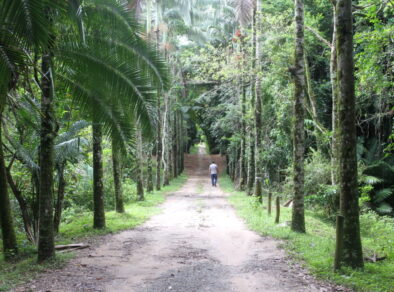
[220,175,394,292]
[0,174,187,291]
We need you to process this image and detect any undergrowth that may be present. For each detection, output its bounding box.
[221,175,394,292]
[0,174,187,291]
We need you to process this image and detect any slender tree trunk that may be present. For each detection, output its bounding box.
[180,117,185,173]
[156,95,162,190]
[0,109,18,260]
[38,52,56,262]
[330,3,340,212]
[162,94,170,186]
[136,128,145,201]
[54,163,66,233]
[172,112,178,178]
[177,112,183,175]
[291,0,306,233]
[146,145,154,192]
[304,54,325,151]
[246,132,255,196]
[6,166,35,243]
[253,0,263,201]
[335,0,363,268]
[112,139,125,213]
[239,39,248,190]
[92,122,106,229]
[155,23,162,190]
[32,173,40,242]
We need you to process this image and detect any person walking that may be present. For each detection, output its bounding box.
[209,161,218,187]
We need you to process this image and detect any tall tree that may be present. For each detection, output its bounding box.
[38,38,57,262]
[335,0,363,268]
[330,1,340,211]
[291,0,306,233]
[238,35,248,190]
[253,0,263,201]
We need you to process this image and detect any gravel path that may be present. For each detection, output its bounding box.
[18,148,349,292]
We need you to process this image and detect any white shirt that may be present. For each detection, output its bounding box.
[209,163,218,174]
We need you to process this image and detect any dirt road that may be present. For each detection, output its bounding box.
[22,149,347,292]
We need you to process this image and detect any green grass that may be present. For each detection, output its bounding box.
[221,175,394,292]
[0,174,187,291]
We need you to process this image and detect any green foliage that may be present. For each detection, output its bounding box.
[0,174,187,291]
[222,176,394,292]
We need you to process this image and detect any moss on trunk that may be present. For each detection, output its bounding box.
[335,0,363,268]
[38,52,56,262]
[291,0,306,233]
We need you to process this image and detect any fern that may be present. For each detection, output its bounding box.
[360,175,383,185]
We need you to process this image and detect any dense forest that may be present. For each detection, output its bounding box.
[1,0,393,291]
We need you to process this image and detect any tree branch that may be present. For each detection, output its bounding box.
[305,26,332,49]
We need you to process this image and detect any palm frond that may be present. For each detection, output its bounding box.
[5,136,39,172]
[232,0,255,26]
[55,137,88,165]
[57,71,137,151]
[374,188,394,204]
[56,120,89,144]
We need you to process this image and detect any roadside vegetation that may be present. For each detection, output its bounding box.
[0,174,186,291]
[222,176,394,292]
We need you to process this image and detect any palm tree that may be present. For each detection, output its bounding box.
[1,0,168,261]
[0,0,55,261]
[59,0,169,230]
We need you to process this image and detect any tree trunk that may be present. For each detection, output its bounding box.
[136,128,145,201]
[156,94,162,190]
[0,108,18,260]
[238,36,248,190]
[162,94,170,186]
[172,112,178,178]
[246,133,255,196]
[253,0,263,201]
[330,3,340,210]
[177,112,183,175]
[38,52,56,262]
[92,122,106,229]
[146,145,154,192]
[335,0,363,268]
[112,139,125,213]
[6,166,35,243]
[54,163,66,233]
[180,117,185,173]
[291,0,306,233]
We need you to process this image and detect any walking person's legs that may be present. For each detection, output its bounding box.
[213,174,217,187]
[211,174,215,186]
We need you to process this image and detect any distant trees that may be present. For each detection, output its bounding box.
[175,0,391,272]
